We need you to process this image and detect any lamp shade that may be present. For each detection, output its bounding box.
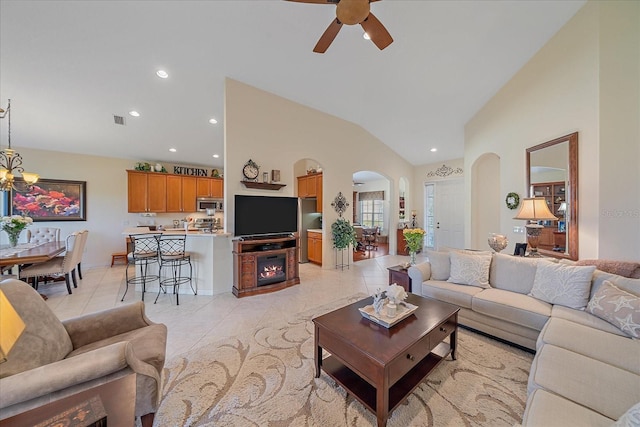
[0,289,25,362]
[513,197,558,221]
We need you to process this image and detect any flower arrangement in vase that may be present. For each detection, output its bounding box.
[1,215,33,247]
[403,227,425,264]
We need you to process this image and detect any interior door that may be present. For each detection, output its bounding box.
[429,179,464,250]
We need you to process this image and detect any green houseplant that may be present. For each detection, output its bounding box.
[331,218,358,250]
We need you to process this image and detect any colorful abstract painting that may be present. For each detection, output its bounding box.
[11,179,86,221]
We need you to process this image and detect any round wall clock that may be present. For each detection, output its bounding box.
[242,159,259,181]
[505,192,520,210]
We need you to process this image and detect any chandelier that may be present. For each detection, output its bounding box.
[0,99,39,192]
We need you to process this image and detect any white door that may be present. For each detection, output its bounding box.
[425,179,464,250]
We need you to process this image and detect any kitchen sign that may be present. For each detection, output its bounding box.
[172,166,222,178]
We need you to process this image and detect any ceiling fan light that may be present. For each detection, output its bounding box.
[363,32,370,40]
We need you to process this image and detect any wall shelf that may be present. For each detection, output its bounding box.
[241,181,286,190]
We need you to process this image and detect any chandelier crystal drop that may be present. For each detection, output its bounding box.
[0,99,39,192]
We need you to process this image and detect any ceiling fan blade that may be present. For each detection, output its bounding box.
[360,12,393,50]
[314,19,343,53]
[284,0,339,4]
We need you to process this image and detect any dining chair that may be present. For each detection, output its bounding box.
[156,234,195,305]
[19,232,82,294]
[26,227,61,244]
[122,233,162,302]
[73,230,89,280]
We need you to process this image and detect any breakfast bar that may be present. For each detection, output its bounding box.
[123,228,233,296]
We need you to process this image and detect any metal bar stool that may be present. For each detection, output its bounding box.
[122,233,161,302]
[156,234,195,305]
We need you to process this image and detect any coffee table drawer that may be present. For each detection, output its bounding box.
[431,315,457,344]
[388,335,432,385]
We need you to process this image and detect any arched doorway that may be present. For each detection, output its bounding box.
[352,170,391,261]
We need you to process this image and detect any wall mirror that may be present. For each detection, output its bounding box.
[526,132,578,260]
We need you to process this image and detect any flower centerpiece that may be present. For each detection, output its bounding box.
[403,227,425,264]
[385,283,409,317]
[1,215,33,247]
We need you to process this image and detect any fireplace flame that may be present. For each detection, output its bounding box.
[260,264,284,279]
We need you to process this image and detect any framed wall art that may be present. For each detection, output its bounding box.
[11,179,87,221]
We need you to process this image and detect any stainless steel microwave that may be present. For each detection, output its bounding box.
[197,197,223,212]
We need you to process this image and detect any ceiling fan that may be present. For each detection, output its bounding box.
[286,0,393,53]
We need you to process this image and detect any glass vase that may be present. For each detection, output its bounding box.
[7,231,21,247]
[409,251,417,265]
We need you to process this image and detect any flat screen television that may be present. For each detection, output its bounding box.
[234,195,298,238]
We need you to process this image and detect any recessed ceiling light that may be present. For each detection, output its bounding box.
[212,154,220,158]
[169,148,177,153]
[156,70,169,79]
[363,32,370,40]
[430,148,438,152]
[129,111,140,117]
[209,118,218,124]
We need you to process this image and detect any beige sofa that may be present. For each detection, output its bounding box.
[408,251,640,426]
[0,279,167,427]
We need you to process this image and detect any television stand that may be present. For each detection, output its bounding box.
[232,235,300,298]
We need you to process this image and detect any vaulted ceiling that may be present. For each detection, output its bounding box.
[0,0,584,169]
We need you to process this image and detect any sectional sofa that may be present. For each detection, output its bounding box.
[408,250,640,426]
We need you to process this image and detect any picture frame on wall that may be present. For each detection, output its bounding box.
[11,178,87,221]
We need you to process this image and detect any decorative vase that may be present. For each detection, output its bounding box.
[7,231,20,247]
[409,251,417,265]
[488,233,508,252]
[386,301,397,317]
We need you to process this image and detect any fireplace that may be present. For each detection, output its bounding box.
[257,254,287,287]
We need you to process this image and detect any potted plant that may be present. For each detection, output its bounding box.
[331,218,358,250]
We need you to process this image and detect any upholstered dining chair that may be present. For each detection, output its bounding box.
[26,227,60,244]
[73,229,89,280]
[19,232,83,294]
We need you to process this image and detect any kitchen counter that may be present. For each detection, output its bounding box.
[122,228,232,295]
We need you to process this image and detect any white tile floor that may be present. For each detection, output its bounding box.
[43,253,425,360]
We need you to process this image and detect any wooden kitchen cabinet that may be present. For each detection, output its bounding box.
[297,172,322,212]
[307,231,322,265]
[167,175,197,213]
[127,170,166,213]
[196,177,224,198]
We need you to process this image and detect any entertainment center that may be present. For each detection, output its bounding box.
[232,235,300,297]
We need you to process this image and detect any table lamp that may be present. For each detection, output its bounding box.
[513,197,558,257]
[0,289,25,363]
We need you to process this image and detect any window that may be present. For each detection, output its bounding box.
[360,199,384,231]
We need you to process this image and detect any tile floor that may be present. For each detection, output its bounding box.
[42,253,426,360]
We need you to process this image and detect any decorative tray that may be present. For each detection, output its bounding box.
[359,301,418,328]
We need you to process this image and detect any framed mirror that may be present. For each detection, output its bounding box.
[526,132,578,260]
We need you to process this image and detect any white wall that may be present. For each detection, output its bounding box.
[224,78,414,265]
[465,1,640,261]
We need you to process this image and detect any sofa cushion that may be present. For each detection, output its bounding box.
[472,288,551,331]
[66,323,167,374]
[489,253,551,295]
[551,305,627,337]
[529,263,596,309]
[586,280,640,339]
[612,402,640,427]
[447,250,492,288]
[0,280,73,378]
[528,344,640,420]
[537,317,640,374]
[522,388,613,427]
[426,250,450,280]
[590,270,640,299]
[421,280,484,309]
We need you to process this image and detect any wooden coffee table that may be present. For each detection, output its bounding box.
[313,293,459,427]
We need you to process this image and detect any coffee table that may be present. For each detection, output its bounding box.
[313,293,459,427]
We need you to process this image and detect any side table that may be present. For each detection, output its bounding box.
[387,265,412,292]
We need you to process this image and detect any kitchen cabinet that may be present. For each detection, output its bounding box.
[127,170,166,213]
[297,172,322,212]
[197,177,224,198]
[307,231,322,265]
[167,176,197,213]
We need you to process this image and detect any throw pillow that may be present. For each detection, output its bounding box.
[447,251,492,288]
[587,280,640,339]
[426,250,450,280]
[529,263,596,309]
[611,401,640,427]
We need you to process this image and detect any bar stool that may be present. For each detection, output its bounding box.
[156,234,195,305]
[122,233,161,302]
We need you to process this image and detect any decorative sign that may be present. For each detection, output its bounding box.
[173,166,220,178]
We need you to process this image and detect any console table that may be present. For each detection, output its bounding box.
[232,235,300,297]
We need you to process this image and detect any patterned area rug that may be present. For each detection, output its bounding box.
[156,294,533,426]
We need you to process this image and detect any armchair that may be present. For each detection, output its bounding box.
[0,278,167,427]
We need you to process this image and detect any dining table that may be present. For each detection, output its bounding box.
[0,241,66,268]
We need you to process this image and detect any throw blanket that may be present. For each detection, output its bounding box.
[576,259,640,279]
